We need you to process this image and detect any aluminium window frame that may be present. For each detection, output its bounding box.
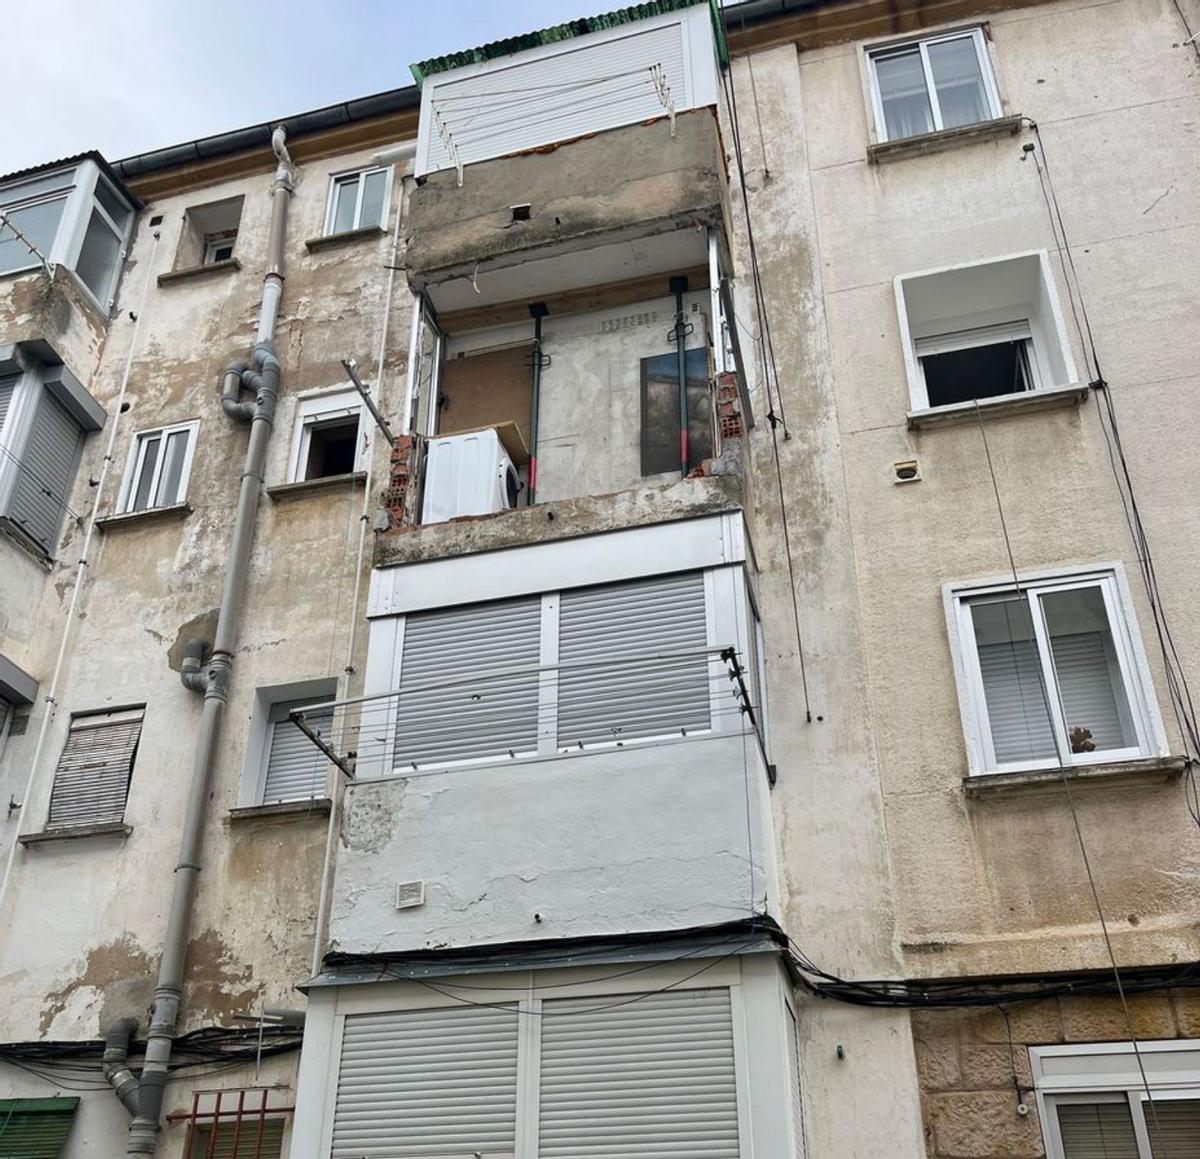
[914,319,1041,401]
[116,419,199,514]
[865,25,1002,144]
[945,563,1166,777]
[289,388,364,483]
[1030,1040,1200,1159]
[322,165,393,237]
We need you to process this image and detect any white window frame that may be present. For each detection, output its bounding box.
[117,420,199,514]
[896,250,1080,414]
[238,678,339,808]
[866,26,1002,143]
[202,230,237,265]
[323,166,393,236]
[1030,1040,1200,1159]
[291,955,801,1159]
[361,564,757,778]
[289,389,364,482]
[945,564,1166,776]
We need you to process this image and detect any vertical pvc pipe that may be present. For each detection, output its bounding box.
[527,303,548,504]
[670,275,690,476]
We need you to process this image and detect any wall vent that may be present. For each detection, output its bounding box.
[395,880,426,910]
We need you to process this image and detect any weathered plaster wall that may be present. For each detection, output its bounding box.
[331,733,775,955]
[912,991,1200,1158]
[0,139,414,1056]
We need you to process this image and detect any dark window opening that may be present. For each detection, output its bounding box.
[640,348,713,476]
[203,230,237,265]
[921,340,1032,408]
[303,417,359,480]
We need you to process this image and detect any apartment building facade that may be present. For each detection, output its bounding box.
[0,0,1197,1156]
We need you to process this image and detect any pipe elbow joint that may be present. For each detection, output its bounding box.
[180,640,211,693]
[221,397,256,422]
[102,1017,141,1116]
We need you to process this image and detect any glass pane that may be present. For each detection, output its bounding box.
[875,50,934,139]
[970,596,1057,765]
[154,430,189,506]
[928,36,991,129]
[331,176,358,234]
[921,340,1031,407]
[131,436,161,512]
[0,169,75,207]
[94,177,131,229]
[640,348,712,476]
[359,170,388,229]
[75,208,122,299]
[1147,1098,1200,1158]
[0,196,66,273]
[1040,585,1137,755]
[1057,1101,1140,1159]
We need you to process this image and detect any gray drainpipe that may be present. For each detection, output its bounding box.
[105,126,294,1158]
[102,1018,141,1115]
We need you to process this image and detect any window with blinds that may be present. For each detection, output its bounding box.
[0,1097,79,1158]
[331,1005,520,1159]
[261,698,334,804]
[185,1120,286,1159]
[329,987,743,1158]
[1052,1096,1200,1159]
[47,707,144,829]
[6,390,84,556]
[955,571,1155,775]
[385,571,719,772]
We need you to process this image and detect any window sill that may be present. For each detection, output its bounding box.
[963,755,1188,799]
[868,115,1024,164]
[305,225,387,252]
[266,472,366,502]
[0,517,53,567]
[907,382,1091,430]
[19,821,132,845]
[157,258,241,286]
[229,799,332,822]
[95,503,192,532]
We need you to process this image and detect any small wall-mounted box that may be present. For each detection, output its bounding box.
[893,459,921,484]
[395,880,426,910]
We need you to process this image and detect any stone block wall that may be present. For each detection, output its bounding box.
[913,990,1200,1158]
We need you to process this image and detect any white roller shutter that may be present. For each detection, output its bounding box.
[538,988,741,1158]
[1048,631,1130,751]
[393,596,541,769]
[331,1005,519,1159]
[47,707,143,828]
[8,390,83,555]
[261,699,334,804]
[0,374,16,433]
[423,22,688,174]
[557,572,710,749]
[977,638,1057,764]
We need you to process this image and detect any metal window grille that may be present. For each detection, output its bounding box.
[171,1089,292,1159]
[47,706,144,829]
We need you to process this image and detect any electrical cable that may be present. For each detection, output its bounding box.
[1170,0,1200,64]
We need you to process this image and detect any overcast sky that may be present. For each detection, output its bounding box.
[4,0,613,173]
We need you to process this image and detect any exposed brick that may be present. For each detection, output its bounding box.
[927,1092,1044,1159]
[1059,993,1176,1042]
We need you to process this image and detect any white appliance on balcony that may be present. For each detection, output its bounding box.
[422,427,520,525]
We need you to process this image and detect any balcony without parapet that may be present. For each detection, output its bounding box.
[405,109,730,316]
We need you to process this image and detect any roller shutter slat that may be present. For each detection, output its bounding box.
[8,391,83,555]
[262,704,334,803]
[331,1006,519,1159]
[46,710,143,828]
[557,572,710,748]
[538,988,740,1158]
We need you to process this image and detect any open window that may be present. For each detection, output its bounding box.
[896,251,1079,414]
[176,196,243,270]
[118,420,198,513]
[947,568,1164,776]
[290,390,362,482]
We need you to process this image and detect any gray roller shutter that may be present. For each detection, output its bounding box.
[262,698,334,804]
[1147,1098,1200,1157]
[186,1120,285,1159]
[8,391,83,555]
[331,1005,519,1159]
[1048,631,1132,751]
[1055,1102,1139,1159]
[47,707,143,828]
[393,597,541,770]
[538,987,741,1158]
[977,639,1056,764]
[557,572,710,749]
[0,375,16,433]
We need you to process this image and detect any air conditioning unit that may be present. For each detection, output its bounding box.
[422,428,520,525]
